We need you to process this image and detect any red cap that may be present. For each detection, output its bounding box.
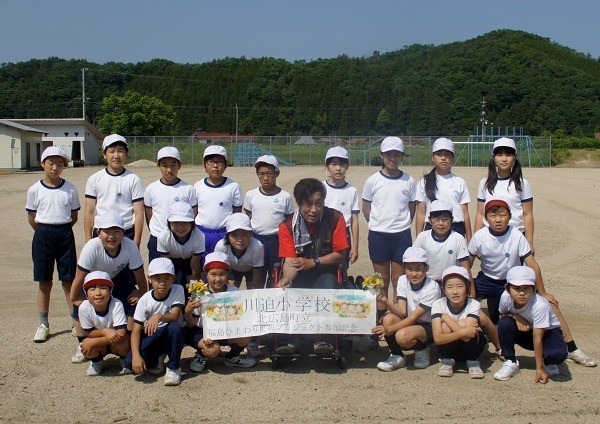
[484,199,510,213]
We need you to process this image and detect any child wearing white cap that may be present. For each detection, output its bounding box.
[432,266,487,379]
[78,271,130,376]
[372,247,441,371]
[243,155,294,287]
[27,146,80,343]
[474,138,535,252]
[70,212,147,363]
[144,146,198,262]
[415,138,472,241]
[362,136,417,322]
[214,213,264,289]
[194,145,243,255]
[157,202,205,287]
[124,257,185,386]
[84,134,144,246]
[494,266,567,382]
[323,146,360,268]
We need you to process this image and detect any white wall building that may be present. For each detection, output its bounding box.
[0,120,47,170]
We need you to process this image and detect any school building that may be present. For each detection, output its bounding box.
[0,119,47,170]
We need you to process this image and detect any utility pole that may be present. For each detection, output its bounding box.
[480,97,486,140]
[235,103,239,144]
[82,68,87,120]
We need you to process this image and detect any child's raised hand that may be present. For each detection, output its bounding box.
[540,292,558,307]
[185,299,202,314]
[375,293,388,305]
[534,368,548,384]
[514,315,531,332]
[128,289,142,305]
[144,314,162,336]
[372,325,387,336]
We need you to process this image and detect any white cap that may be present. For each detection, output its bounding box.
[380,136,404,153]
[83,271,113,291]
[157,146,182,163]
[432,138,454,153]
[402,246,428,264]
[506,266,536,286]
[203,145,227,160]
[255,155,279,170]
[226,213,253,233]
[442,266,470,283]
[204,251,231,271]
[148,257,175,276]
[95,212,125,230]
[102,134,128,151]
[326,146,349,161]
[168,202,195,223]
[493,137,517,154]
[429,199,453,216]
[41,146,69,163]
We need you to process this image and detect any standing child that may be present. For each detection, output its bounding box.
[432,266,487,379]
[78,271,130,376]
[415,138,472,241]
[124,258,185,386]
[243,155,294,287]
[323,146,360,268]
[493,266,567,383]
[184,252,258,371]
[144,146,198,262]
[194,145,243,255]
[362,137,416,320]
[27,146,80,342]
[214,213,264,289]
[84,134,144,247]
[372,247,441,371]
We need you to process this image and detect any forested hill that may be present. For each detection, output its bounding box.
[1,29,598,136]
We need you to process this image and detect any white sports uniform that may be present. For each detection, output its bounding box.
[194,177,243,229]
[26,179,80,224]
[85,168,144,230]
[396,275,441,323]
[157,227,205,259]
[144,179,197,237]
[413,230,469,282]
[79,297,127,331]
[416,173,469,224]
[498,291,560,329]
[477,177,533,233]
[133,285,186,328]
[431,298,481,323]
[214,238,264,272]
[77,237,144,277]
[323,180,360,227]
[243,187,294,235]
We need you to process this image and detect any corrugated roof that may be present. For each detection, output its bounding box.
[0,119,45,133]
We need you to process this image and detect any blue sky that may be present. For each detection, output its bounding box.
[1,0,599,64]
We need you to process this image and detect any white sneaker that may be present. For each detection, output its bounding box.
[163,367,182,386]
[568,349,597,367]
[223,354,258,368]
[377,354,406,371]
[437,358,455,377]
[71,343,87,364]
[494,359,520,381]
[190,353,207,372]
[71,326,77,337]
[119,367,133,375]
[148,354,167,375]
[86,360,105,376]
[245,342,265,358]
[33,324,49,343]
[467,360,485,379]
[544,364,560,376]
[413,346,431,369]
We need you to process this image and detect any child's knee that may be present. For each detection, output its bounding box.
[229,337,251,346]
[395,330,413,347]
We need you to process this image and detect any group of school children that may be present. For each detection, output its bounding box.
[27,133,596,386]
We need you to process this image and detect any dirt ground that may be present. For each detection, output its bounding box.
[0,164,598,423]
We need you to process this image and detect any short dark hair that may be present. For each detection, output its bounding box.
[429,210,453,222]
[103,141,128,154]
[293,178,326,205]
[325,157,349,166]
[485,206,511,217]
[203,154,227,165]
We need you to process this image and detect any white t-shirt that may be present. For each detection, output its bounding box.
[78,237,144,278]
[477,177,533,233]
[323,180,360,227]
[85,168,144,230]
[144,179,198,237]
[79,297,127,331]
[498,291,561,329]
[26,179,80,224]
[243,187,294,235]
[362,171,416,233]
[192,284,239,327]
[416,172,470,224]
[157,227,205,259]
[396,275,441,323]
[468,227,531,280]
[214,237,264,272]
[413,230,470,282]
[194,177,243,229]
[133,284,185,328]
[431,298,481,323]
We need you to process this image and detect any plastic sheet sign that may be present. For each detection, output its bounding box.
[201,288,376,340]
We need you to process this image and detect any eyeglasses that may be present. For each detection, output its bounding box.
[206,160,225,166]
[257,171,276,177]
[431,216,451,223]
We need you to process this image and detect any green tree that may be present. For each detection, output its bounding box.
[98,90,176,135]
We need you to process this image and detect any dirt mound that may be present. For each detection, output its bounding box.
[126,159,157,167]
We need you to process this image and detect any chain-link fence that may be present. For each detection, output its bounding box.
[125,135,552,167]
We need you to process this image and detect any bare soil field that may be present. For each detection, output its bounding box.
[0,164,598,423]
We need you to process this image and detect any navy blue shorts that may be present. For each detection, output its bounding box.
[254,233,279,285]
[197,225,226,256]
[170,257,194,288]
[474,271,507,298]
[111,267,138,316]
[424,221,466,238]
[231,269,254,286]
[417,322,434,346]
[32,223,76,282]
[183,326,204,348]
[147,234,160,262]
[368,228,412,263]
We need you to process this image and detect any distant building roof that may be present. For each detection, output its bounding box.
[295,136,316,145]
[0,119,45,133]
[10,118,104,139]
